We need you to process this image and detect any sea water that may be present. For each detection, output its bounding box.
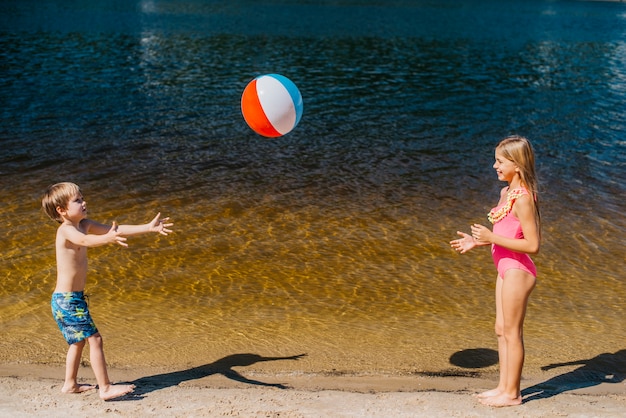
[1,0,624,376]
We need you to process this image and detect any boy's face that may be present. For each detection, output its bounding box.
[58,193,87,221]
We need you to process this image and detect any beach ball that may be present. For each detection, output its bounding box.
[241,74,303,137]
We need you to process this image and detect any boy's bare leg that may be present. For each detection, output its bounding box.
[62,340,96,394]
[87,333,135,400]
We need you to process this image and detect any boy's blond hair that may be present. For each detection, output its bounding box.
[42,182,82,223]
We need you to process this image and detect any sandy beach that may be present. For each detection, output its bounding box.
[1,363,624,417]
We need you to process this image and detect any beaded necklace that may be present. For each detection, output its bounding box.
[488,188,525,224]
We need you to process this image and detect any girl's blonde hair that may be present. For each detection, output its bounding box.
[496,135,541,232]
[42,182,81,223]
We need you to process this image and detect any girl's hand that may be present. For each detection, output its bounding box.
[450,231,476,254]
[149,212,174,236]
[470,224,492,244]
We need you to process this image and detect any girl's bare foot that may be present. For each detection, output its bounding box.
[479,392,522,407]
[61,384,96,394]
[99,383,135,401]
[476,388,501,398]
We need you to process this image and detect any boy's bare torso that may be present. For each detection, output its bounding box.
[54,222,89,293]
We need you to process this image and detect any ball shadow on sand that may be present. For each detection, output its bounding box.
[449,348,499,369]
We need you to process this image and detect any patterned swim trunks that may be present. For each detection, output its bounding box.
[51,291,98,345]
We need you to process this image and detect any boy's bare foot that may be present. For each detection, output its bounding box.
[479,392,522,407]
[61,384,96,394]
[476,388,501,398]
[99,383,135,401]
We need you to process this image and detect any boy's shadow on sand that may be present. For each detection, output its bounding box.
[125,353,307,399]
[522,349,626,402]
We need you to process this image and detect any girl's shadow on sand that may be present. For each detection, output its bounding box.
[522,349,626,402]
[125,353,307,399]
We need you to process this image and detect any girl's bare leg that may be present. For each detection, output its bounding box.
[480,270,535,407]
[87,333,135,400]
[477,276,506,398]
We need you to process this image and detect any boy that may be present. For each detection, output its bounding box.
[42,182,173,400]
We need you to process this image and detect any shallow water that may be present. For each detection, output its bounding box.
[1,0,625,376]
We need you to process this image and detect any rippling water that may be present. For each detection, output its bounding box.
[1,0,625,376]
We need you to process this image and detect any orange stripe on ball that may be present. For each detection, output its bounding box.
[241,80,281,137]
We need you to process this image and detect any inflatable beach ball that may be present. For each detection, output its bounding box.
[241,74,303,137]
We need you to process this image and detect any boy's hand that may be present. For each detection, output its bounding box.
[149,212,174,236]
[108,222,128,247]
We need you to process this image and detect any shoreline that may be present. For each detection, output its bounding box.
[2,363,624,417]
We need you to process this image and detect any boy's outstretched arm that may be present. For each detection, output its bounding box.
[62,221,128,247]
[116,212,173,237]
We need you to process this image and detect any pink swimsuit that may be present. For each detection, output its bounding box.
[489,187,537,278]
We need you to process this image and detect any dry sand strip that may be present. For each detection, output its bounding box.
[1,365,624,417]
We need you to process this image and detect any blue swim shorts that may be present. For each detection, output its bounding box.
[51,291,98,345]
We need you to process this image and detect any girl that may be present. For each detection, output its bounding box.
[450,135,541,407]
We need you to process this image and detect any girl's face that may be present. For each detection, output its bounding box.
[493,150,519,183]
[59,193,87,221]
